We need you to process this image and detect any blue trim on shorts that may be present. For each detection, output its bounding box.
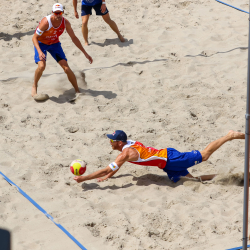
[81,2,109,16]
[163,148,202,183]
[34,42,67,64]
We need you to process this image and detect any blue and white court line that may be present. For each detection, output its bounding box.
[215,0,249,14]
[0,171,87,250]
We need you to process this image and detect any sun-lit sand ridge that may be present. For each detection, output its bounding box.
[0,0,249,249]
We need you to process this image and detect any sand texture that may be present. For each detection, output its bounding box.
[0,0,249,249]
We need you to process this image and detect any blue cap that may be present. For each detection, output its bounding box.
[107,130,127,142]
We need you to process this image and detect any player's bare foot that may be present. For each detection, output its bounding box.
[84,41,89,46]
[118,34,125,42]
[228,130,245,140]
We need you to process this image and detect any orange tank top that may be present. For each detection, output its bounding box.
[36,15,65,45]
[122,140,168,169]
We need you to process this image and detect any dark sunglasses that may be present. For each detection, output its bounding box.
[53,11,63,16]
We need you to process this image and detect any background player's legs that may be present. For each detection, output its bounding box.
[58,60,80,93]
[102,13,125,42]
[200,130,245,162]
[32,61,46,97]
[81,15,90,46]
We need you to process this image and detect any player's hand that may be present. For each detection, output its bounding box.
[74,11,79,19]
[39,52,46,61]
[86,54,93,64]
[74,176,85,183]
[100,4,106,13]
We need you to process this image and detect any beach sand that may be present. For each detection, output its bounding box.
[0,0,249,249]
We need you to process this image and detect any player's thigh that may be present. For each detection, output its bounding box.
[58,59,69,68]
[48,43,67,63]
[81,14,90,26]
[81,4,92,22]
[58,59,72,73]
[102,12,111,23]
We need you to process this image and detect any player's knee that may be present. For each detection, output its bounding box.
[38,64,46,72]
[82,21,88,27]
[63,66,70,74]
[201,154,209,162]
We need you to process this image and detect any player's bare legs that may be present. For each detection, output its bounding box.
[102,13,125,42]
[185,130,245,182]
[81,15,90,46]
[58,60,80,93]
[32,61,46,97]
[201,130,245,162]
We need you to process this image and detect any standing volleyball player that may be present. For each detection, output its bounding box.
[32,3,93,101]
[73,0,125,46]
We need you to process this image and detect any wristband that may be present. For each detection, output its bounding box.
[109,162,119,171]
[102,2,106,4]
[36,28,44,36]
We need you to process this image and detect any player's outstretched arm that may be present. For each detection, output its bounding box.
[74,150,132,183]
[96,150,132,182]
[97,168,119,182]
[65,19,93,64]
[74,166,113,183]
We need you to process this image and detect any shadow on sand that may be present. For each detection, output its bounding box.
[91,38,133,47]
[80,173,191,191]
[0,30,34,41]
[49,88,117,104]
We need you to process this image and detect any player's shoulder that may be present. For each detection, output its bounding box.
[122,147,137,155]
[40,16,48,24]
[64,18,70,25]
[39,17,49,29]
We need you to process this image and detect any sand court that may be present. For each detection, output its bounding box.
[0,0,249,249]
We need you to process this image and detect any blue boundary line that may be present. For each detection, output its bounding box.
[226,245,250,250]
[0,171,87,250]
[215,0,249,14]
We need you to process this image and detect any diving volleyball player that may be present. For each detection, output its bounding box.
[74,130,245,183]
[32,3,93,100]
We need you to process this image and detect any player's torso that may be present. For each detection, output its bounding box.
[37,15,65,45]
[123,140,168,169]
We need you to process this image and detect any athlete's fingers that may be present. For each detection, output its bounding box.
[40,53,46,61]
[101,6,106,13]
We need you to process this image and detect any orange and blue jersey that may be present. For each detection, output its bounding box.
[123,140,202,183]
[35,15,65,45]
[122,140,168,169]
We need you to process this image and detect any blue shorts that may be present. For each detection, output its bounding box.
[34,42,67,64]
[81,3,109,16]
[163,148,202,183]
